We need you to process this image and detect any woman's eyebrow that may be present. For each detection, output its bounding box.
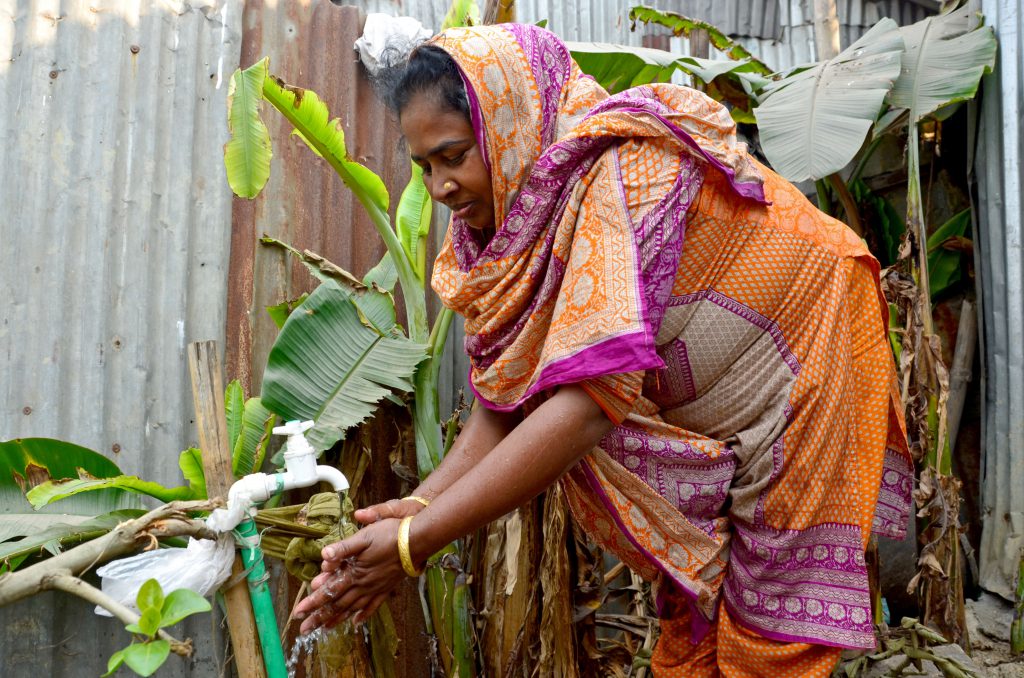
[411,138,473,162]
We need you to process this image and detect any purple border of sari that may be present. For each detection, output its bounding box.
[578,461,717,644]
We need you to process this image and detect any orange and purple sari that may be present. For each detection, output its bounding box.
[429,25,912,675]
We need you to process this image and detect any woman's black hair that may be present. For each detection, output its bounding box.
[389,44,470,121]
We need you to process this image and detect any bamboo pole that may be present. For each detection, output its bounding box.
[188,340,267,678]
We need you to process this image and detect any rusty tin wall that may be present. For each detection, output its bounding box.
[977,0,1023,601]
[0,1,243,676]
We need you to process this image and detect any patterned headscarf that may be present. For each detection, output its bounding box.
[429,25,763,410]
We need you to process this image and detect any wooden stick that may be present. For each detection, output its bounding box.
[188,341,267,678]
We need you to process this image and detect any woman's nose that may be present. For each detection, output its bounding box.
[430,174,458,201]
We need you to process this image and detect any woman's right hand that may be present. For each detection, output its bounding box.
[353,497,426,526]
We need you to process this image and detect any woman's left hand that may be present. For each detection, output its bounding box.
[292,517,408,633]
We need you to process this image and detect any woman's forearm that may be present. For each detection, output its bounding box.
[410,402,521,501]
[408,385,613,563]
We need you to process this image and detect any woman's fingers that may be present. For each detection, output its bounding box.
[322,530,369,562]
[353,498,420,525]
[353,592,389,625]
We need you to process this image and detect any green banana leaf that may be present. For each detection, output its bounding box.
[568,41,681,93]
[232,398,276,477]
[851,179,905,268]
[0,439,140,567]
[441,0,480,30]
[0,438,133,521]
[27,447,203,509]
[754,19,904,182]
[628,5,773,76]
[888,5,997,123]
[927,208,971,299]
[568,41,770,100]
[267,294,309,329]
[258,61,389,213]
[0,509,146,569]
[363,252,399,293]
[395,163,433,281]
[225,380,246,453]
[28,476,195,510]
[178,448,206,500]
[224,57,272,199]
[261,236,397,336]
[260,281,429,453]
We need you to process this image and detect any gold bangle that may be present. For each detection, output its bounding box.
[397,516,423,577]
[402,495,430,507]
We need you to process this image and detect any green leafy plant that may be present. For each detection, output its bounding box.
[103,579,212,677]
[222,24,471,678]
[0,439,141,571]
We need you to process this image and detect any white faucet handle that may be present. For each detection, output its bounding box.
[272,419,315,436]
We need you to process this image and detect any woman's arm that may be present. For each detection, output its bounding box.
[293,384,613,631]
[351,403,521,524]
[408,385,612,562]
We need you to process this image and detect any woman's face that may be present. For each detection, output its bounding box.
[400,92,495,231]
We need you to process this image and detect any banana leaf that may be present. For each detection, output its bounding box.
[888,5,997,123]
[225,380,246,453]
[628,5,773,75]
[0,438,135,534]
[568,41,770,101]
[754,19,904,182]
[0,509,146,567]
[260,281,429,453]
[232,398,276,477]
[926,208,971,299]
[224,57,272,199]
[27,447,203,509]
[395,163,433,281]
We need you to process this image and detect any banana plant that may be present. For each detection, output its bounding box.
[886,5,995,643]
[223,41,472,678]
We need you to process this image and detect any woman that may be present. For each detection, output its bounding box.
[294,24,912,676]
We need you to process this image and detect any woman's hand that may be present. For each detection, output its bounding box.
[292,518,408,633]
[352,497,425,526]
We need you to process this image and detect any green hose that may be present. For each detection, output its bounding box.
[236,517,288,678]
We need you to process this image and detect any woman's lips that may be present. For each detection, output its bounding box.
[453,201,475,220]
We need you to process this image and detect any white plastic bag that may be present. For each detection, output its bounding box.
[94,536,234,617]
[354,13,432,77]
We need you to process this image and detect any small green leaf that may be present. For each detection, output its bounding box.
[177,448,207,500]
[225,380,246,451]
[160,588,212,628]
[122,640,171,677]
[225,58,273,199]
[266,294,309,328]
[133,608,162,638]
[102,649,126,677]
[136,579,164,616]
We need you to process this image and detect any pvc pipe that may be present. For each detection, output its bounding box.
[236,517,288,678]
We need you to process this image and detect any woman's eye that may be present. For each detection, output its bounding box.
[447,152,466,166]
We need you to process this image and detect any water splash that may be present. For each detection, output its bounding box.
[286,627,325,678]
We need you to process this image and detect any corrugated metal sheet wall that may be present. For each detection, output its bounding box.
[0,1,243,676]
[977,0,1023,601]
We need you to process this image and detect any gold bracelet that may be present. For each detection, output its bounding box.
[397,516,423,577]
[402,495,430,507]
